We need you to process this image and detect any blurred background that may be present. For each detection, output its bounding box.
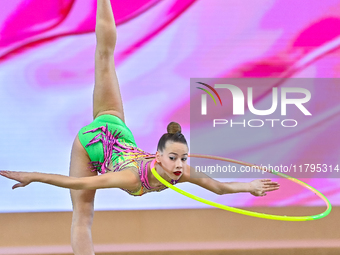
[1,0,340,213]
[0,1,340,254]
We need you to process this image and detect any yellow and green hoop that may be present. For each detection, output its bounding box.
[150,154,332,221]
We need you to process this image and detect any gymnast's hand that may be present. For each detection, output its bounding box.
[249,179,280,196]
[0,170,33,189]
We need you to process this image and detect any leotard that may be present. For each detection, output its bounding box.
[78,114,178,196]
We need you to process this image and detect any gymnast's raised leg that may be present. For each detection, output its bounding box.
[92,0,124,122]
[69,1,123,254]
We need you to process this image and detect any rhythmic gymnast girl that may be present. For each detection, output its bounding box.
[0,1,280,254]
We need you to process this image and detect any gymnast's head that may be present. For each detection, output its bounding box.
[155,122,188,178]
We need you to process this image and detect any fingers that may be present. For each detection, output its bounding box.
[12,183,25,189]
[264,186,280,192]
[1,171,27,189]
[261,179,280,187]
[254,179,280,196]
[251,191,267,197]
[264,184,280,189]
[0,171,10,178]
[0,171,16,180]
[263,180,280,192]
[254,191,266,196]
[260,179,279,184]
[262,182,280,193]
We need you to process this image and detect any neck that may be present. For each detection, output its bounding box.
[149,159,171,186]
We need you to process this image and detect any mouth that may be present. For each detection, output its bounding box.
[173,171,182,176]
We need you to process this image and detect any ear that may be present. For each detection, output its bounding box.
[155,151,161,163]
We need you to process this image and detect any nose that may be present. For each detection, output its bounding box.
[176,158,183,169]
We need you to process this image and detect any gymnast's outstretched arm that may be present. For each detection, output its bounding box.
[0,169,140,191]
[179,165,280,196]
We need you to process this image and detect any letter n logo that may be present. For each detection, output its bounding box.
[196,82,222,115]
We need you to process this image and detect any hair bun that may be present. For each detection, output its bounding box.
[167,122,181,134]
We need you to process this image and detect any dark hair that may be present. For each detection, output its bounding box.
[157,122,188,152]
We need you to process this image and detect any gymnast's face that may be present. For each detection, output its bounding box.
[156,141,188,180]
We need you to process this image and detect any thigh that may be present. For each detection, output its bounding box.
[93,51,125,122]
[69,135,97,224]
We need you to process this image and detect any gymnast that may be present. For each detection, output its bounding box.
[0,0,280,254]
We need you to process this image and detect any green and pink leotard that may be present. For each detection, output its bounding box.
[78,114,178,196]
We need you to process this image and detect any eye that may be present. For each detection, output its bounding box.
[182,158,187,161]
[169,156,176,160]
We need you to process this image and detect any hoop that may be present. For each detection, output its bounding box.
[150,154,332,221]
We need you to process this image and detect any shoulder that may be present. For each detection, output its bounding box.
[177,164,191,183]
[122,167,141,186]
[105,168,141,191]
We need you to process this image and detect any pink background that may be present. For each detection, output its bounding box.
[0,0,339,212]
